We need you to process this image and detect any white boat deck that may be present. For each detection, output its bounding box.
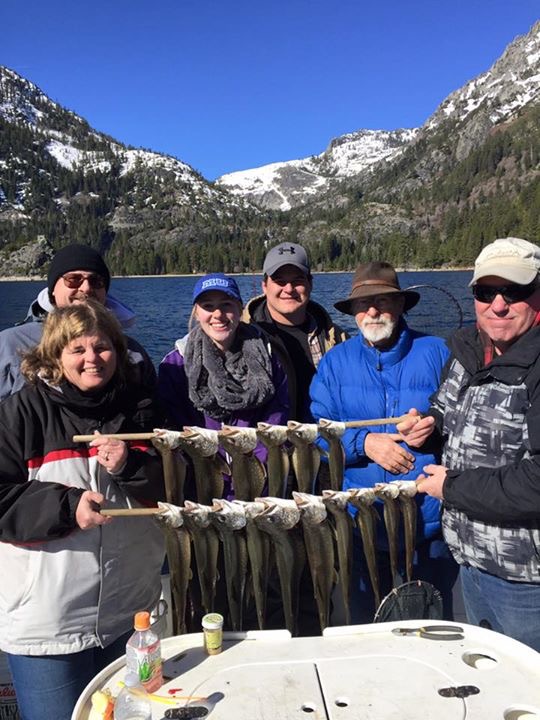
[73,620,540,720]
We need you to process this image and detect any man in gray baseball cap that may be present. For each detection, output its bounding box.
[399,236,540,652]
[244,242,347,422]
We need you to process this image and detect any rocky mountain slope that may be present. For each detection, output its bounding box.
[0,20,539,275]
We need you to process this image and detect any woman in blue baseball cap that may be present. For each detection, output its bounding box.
[157,273,289,499]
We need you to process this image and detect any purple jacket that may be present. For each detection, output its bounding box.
[157,334,289,497]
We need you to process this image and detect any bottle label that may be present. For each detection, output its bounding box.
[125,640,162,691]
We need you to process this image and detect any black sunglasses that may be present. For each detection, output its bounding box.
[62,272,106,290]
[472,282,538,304]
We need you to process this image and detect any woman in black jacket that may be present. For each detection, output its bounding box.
[0,301,165,720]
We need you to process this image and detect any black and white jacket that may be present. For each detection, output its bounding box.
[431,325,540,583]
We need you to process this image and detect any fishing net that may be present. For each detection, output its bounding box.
[404,284,466,339]
[373,580,444,622]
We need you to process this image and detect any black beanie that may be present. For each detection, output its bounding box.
[47,244,111,302]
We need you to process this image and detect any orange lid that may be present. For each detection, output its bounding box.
[134,611,150,630]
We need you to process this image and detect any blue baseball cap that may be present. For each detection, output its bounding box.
[192,273,243,304]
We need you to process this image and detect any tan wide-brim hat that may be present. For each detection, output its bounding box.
[334,262,420,316]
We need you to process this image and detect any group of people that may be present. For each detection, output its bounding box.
[1,235,539,720]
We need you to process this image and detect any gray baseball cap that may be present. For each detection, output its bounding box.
[263,242,310,277]
[469,237,540,286]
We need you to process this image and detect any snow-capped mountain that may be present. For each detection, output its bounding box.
[218,20,540,212]
[217,128,418,211]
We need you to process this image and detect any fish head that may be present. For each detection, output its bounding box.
[235,499,266,521]
[157,501,184,527]
[152,428,183,451]
[293,491,327,524]
[180,427,220,456]
[286,421,319,445]
[211,498,247,530]
[374,482,401,500]
[218,426,258,454]
[348,487,376,508]
[256,423,289,447]
[322,489,351,511]
[253,497,300,530]
[318,418,346,440]
[391,480,418,498]
[182,500,213,527]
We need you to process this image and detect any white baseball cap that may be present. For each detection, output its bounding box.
[470,237,540,286]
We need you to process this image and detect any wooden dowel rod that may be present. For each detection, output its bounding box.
[100,507,164,517]
[342,414,411,428]
[73,432,157,442]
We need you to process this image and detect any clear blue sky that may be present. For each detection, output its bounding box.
[2,0,539,180]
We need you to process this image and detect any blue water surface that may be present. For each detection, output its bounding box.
[0,271,475,367]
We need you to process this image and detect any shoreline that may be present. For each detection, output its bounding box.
[0,267,472,282]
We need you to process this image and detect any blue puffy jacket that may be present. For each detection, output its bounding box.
[310,320,449,548]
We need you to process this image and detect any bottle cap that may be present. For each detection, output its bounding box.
[202,613,224,630]
[134,611,151,630]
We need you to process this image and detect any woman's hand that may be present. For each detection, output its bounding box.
[75,490,112,530]
[415,464,448,500]
[397,408,435,448]
[90,432,128,474]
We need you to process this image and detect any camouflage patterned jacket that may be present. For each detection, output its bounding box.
[431,325,540,583]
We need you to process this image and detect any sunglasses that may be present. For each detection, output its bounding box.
[62,272,106,290]
[472,282,538,304]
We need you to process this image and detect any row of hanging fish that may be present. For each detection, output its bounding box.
[152,418,348,506]
[153,483,419,637]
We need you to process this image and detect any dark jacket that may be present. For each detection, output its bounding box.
[0,378,165,654]
[432,324,540,582]
[243,295,348,420]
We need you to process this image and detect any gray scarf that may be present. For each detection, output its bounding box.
[183,322,276,421]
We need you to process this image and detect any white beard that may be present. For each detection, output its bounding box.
[359,316,397,344]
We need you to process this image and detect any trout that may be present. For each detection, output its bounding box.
[293,492,335,632]
[392,480,418,582]
[322,489,354,625]
[374,482,401,587]
[256,422,290,498]
[155,502,191,635]
[151,433,187,506]
[317,419,346,492]
[174,427,228,505]
[235,499,270,630]
[286,421,321,494]
[210,498,248,631]
[182,500,221,616]
[253,497,305,636]
[348,487,381,609]
[218,426,266,501]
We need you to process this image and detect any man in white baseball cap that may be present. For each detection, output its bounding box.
[399,236,540,652]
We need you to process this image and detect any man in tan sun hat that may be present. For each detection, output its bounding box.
[399,237,540,652]
[310,261,458,622]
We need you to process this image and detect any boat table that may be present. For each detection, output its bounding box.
[72,620,540,720]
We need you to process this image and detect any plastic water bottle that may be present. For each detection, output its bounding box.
[125,611,163,693]
[113,673,152,720]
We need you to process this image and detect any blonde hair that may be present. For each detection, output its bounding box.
[21,300,130,387]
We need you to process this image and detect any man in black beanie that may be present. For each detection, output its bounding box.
[0,244,155,400]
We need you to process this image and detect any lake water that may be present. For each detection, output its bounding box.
[0,271,475,367]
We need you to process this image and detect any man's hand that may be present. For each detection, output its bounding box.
[397,407,435,448]
[415,464,448,499]
[364,433,415,474]
[75,491,112,530]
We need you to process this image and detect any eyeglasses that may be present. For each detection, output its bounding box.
[62,273,106,290]
[472,282,538,304]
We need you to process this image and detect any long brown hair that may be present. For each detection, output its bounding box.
[21,300,131,387]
